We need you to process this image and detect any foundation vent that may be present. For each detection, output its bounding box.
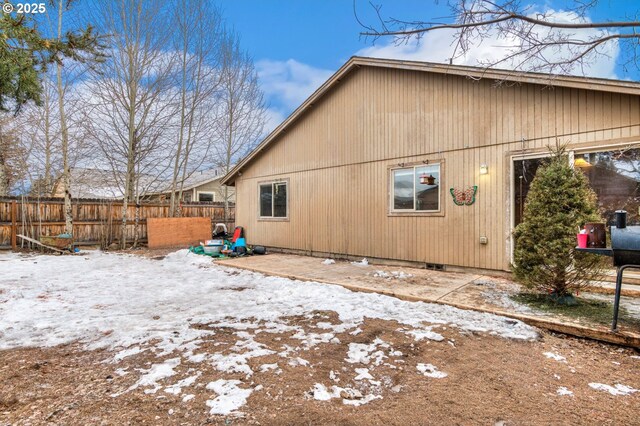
[425,263,445,271]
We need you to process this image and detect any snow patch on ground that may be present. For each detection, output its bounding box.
[322,259,335,265]
[0,250,537,354]
[475,279,536,314]
[343,394,382,406]
[206,379,254,415]
[354,368,374,380]
[373,270,413,279]
[113,346,146,362]
[164,372,201,395]
[556,386,573,396]
[259,363,281,374]
[407,328,445,342]
[310,383,381,406]
[0,250,541,415]
[416,363,447,379]
[345,338,398,366]
[288,356,310,367]
[209,352,254,376]
[311,383,339,401]
[315,321,335,329]
[291,329,338,348]
[121,357,181,395]
[208,333,275,376]
[543,352,567,363]
[589,383,638,396]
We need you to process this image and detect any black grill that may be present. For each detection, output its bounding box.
[610,211,640,266]
[576,210,639,331]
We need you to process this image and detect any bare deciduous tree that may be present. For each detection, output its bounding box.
[8,0,266,244]
[358,0,640,76]
[168,0,224,216]
[211,32,266,222]
[16,73,96,198]
[87,0,176,248]
[18,78,60,196]
[54,0,73,235]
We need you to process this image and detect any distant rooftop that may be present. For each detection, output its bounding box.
[59,166,232,199]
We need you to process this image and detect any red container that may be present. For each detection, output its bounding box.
[577,233,588,248]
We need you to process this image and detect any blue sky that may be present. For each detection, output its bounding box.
[218,0,444,69]
[216,0,640,130]
[33,0,640,132]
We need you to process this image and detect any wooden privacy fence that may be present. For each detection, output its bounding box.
[0,197,235,250]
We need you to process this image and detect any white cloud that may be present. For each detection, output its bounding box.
[262,107,287,134]
[357,9,620,79]
[256,59,334,111]
[249,9,623,140]
[256,8,621,136]
[256,59,334,136]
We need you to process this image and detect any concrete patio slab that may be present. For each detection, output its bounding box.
[221,253,481,300]
[216,253,640,348]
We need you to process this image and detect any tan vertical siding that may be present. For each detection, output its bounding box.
[234,66,640,271]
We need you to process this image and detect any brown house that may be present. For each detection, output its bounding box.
[222,56,640,272]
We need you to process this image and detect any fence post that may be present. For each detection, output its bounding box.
[11,200,17,250]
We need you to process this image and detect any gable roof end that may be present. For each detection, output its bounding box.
[221,56,640,186]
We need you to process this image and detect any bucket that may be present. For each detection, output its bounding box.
[202,239,224,255]
[576,233,588,248]
[203,245,222,255]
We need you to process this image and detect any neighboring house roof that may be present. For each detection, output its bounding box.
[145,167,233,195]
[58,168,124,199]
[165,168,225,192]
[222,56,640,186]
[59,167,231,199]
[56,168,166,199]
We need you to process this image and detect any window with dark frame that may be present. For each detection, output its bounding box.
[259,181,288,218]
[391,164,440,212]
[198,192,214,202]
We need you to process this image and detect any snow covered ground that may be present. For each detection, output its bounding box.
[0,249,559,416]
[0,250,538,352]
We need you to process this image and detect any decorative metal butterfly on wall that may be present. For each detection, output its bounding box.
[450,186,478,206]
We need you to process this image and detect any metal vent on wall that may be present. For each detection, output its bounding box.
[425,263,445,271]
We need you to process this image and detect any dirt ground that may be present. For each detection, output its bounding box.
[1,314,639,426]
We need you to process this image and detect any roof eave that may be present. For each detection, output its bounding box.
[221,57,363,185]
[221,56,640,185]
[355,57,640,95]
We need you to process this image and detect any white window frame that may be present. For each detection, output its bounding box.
[197,191,215,202]
[389,163,442,214]
[258,179,289,220]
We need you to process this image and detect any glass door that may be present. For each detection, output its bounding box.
[513,157,545,227]
[574,149,640,225]
[512,148,640,228]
